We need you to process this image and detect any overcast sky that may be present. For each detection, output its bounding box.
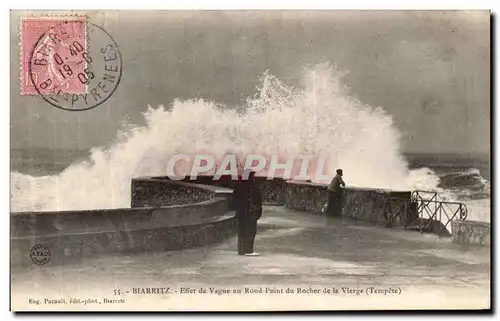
[10,10,490,153]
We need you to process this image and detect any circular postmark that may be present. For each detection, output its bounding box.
[29,20,122,111]
[29,244,51,265]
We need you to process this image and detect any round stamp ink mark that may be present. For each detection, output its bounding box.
[29,20,122,111]
[29,244,51,265]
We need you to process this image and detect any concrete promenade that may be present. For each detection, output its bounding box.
[11,206,491,311]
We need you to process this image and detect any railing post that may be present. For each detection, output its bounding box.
[439,205,442,228]
[404,201,407,229]
[434,195,437,220]
[419,201,423,233]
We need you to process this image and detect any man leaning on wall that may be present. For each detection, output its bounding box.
[323,169,346,217]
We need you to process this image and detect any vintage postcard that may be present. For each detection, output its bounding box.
[10,10,491,311]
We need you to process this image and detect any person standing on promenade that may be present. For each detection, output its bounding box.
[324,169,346,216]
[235,169,262,256]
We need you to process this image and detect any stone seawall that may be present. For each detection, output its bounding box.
[285,180,416,227]
[259,178,288,205]
[134,176,418,228]
[11,174,484,268]
[451,220,491,246]
[151,176,288,206]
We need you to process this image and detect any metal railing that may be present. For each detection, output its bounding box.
[385,190,468,234]
[410,190,468,233]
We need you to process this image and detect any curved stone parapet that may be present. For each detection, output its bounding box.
[11,198,230,237]
[451,220,491,246]
[131,177,233,208]
[11,212,235,266]
[10,179,237,267]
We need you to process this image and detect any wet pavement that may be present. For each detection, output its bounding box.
[11,206,491,311]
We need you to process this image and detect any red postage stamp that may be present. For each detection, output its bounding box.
[20,16,87,95]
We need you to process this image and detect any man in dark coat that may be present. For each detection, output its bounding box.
[324,169,346,217]
[235,169,262,256]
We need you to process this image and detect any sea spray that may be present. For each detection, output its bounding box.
[11,62,444,212]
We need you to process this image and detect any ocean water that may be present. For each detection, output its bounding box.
[10,63,490,223]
